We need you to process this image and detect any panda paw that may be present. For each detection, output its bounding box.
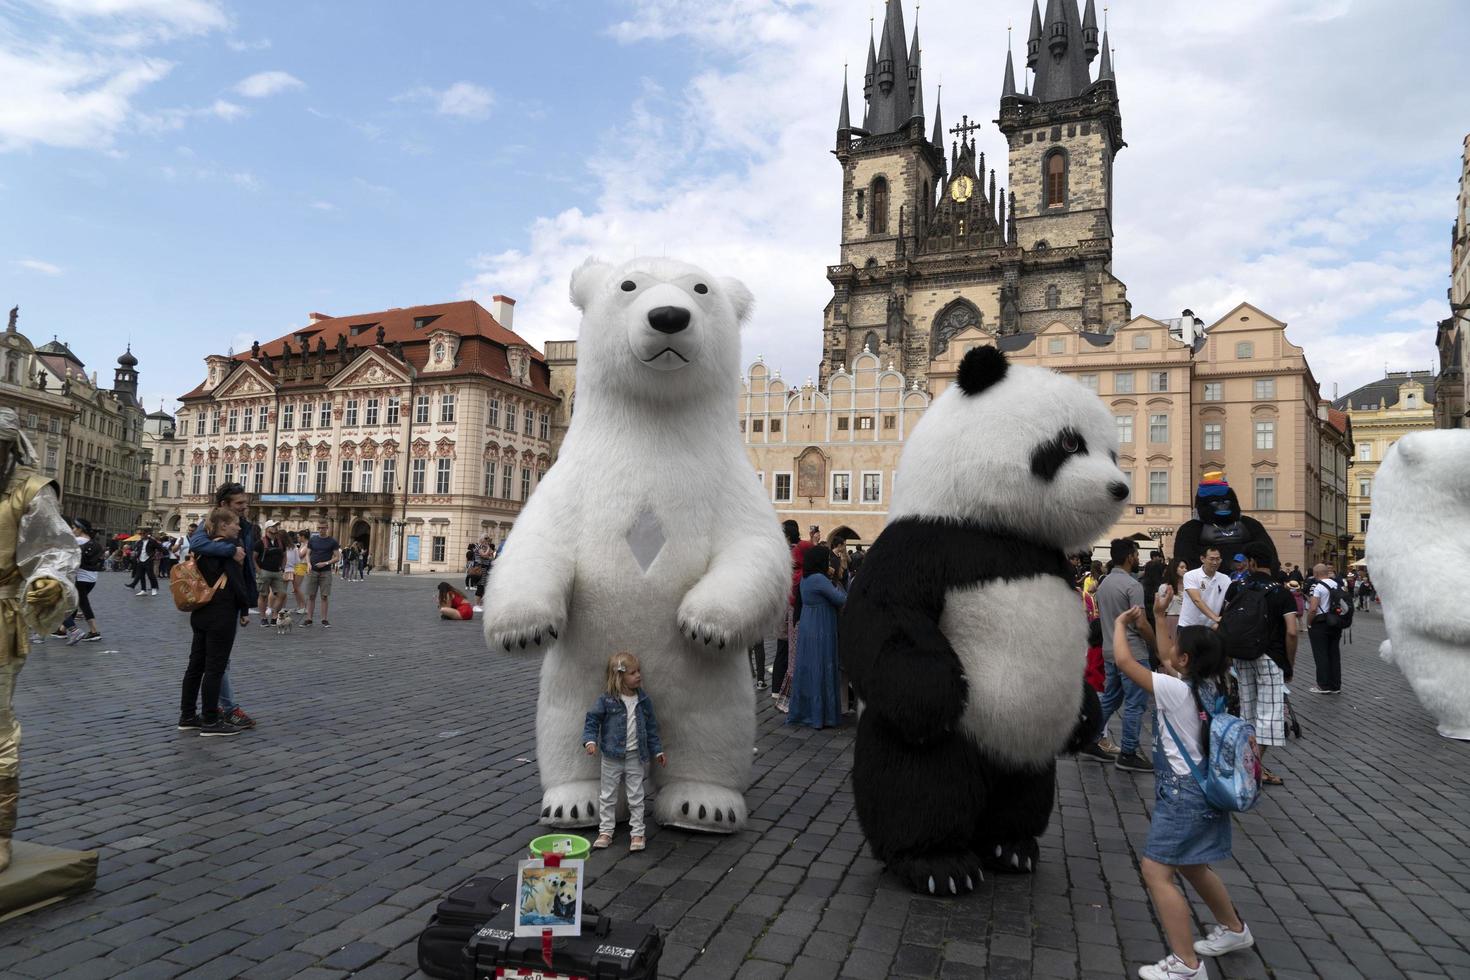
[888,852,984,896]
[981,837,1040,874]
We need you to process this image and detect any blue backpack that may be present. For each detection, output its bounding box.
[1159,695,1261,813]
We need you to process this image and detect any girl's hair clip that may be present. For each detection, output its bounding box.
[616,664,627,672]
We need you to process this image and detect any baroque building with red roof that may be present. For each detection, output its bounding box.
[174,296,558,572]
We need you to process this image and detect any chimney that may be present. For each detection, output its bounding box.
[308,312,330,324]
[491,295,516,330]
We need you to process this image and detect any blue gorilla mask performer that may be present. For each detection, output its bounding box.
[1173,472,1277,575]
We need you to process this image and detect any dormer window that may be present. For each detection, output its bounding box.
[349,323,375,336]
[1404,392,1417,408]
[414,315,441,330]
[433,343,446,363]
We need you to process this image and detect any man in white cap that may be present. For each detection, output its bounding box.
[0,406,79,871]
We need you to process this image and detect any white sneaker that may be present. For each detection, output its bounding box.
[150,588,158,595]
[1139,954,1207,980]
[135,590,146,596]
[1194,922,1254,956]
[472,605,484,612]
[65,627,85,646]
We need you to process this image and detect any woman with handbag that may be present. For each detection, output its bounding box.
[178,508,253,737]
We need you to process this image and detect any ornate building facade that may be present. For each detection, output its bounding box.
[142,408,186,533]
[1335,371,1437,561]
[176,298,557,575]
[1,308,149,533]
[1435,133,1469,429]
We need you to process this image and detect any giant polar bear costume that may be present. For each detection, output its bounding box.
[482,256,790,832]
[1367,429,1470,741]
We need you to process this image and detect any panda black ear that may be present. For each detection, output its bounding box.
[957,345,1008,396]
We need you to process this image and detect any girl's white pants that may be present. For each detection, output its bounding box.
[598,753,646,837]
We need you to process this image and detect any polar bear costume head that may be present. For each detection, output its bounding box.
[569,256,753,407]
[889,346,1130,552]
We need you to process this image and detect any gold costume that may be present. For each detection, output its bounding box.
[0,409,80,874]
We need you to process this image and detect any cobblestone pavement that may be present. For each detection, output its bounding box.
[2,573,1467,979]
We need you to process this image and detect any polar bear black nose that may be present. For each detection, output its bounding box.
[1108,481,1129,501]
[648,306,691,334]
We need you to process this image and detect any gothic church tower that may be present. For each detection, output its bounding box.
[822,0,1130,389]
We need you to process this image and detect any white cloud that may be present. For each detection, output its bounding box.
[464,0,1461,396]
[309,200,335,211]
[233,70,303,98]
[15,258,64,276]
[43,0,229,43]
[395,81,494,119]
[225,37,270,52]
[0,45,172,151]
[139,97,247,132]
[160,162,259,190]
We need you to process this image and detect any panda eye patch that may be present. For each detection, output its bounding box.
[693,283,709,294]
[620,280,637,292]
[1030,428,1089,482]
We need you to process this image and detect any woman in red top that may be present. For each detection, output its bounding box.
[437,582,474,620]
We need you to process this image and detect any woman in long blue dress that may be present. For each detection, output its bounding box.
[787,546,847,729]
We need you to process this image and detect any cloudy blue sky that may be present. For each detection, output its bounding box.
[1,0,1465,413]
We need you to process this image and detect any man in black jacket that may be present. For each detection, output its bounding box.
[188,483,259,728]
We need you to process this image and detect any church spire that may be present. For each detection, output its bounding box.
[838,66,851,133]
[1033,0,1094,102]
[1098,29,1114,81]
[1082,0,1099,62]
[865,0,914,135]
[931,84,944,149]
[1026,0,1042,69]
[908,14,924,123]
[1002,40,1017,97]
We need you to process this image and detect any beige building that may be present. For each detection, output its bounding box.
[1435,134,1469,429]
[1,309,75,487]
[1,309,150,533]
[741,303,1352,568]
[142,408,188,533]
[176,298,557,575]
[1335,371,1437,561]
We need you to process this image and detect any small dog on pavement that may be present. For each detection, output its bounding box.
[276,609,294,635]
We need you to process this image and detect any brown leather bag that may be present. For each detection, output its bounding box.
[170,556,227,612]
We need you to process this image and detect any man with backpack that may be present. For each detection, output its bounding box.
[1219,542,1297,787]
[1306,562,1350,695]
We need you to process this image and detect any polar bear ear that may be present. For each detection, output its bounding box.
[569,258,614,312]
[720,276,755,325]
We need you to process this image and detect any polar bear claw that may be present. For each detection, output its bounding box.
[655,780,746,834]
[539,780,601,829]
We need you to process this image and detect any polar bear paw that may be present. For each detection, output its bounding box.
[483,594,566,652]
[888,851,984,895]
[653,780,746,834]
[538,780,601,829]
[676,592,750,651]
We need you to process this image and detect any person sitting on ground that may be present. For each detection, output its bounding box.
[1113,603,1256,980]
[437,582,475,620]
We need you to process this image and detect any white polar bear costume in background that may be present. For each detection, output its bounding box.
[1367,429,1470,741]
[482,256,790,832]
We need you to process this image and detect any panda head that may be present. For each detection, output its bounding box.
[890,346,1130,551]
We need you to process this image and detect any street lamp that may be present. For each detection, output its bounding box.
[390,518,405,574]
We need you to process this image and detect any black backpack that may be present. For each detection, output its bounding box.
[79,539,105,573]
[1318,583,1354,630]
[1217,580,1271,661]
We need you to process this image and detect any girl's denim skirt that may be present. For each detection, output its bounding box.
[1143,767,1233,866]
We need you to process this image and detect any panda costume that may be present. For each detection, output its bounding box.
[1172,473,1278,575]
[842,347,1124,895]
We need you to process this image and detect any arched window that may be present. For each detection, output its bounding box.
[863,331,881,354]
[869,177,889,233]
[1046,284,1060,309]
[2,357,15,384]
[1045,151,1066,208]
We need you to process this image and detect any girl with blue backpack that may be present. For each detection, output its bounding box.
[1113,599,1257,980]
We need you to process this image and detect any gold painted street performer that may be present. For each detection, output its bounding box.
[0,407,78,872]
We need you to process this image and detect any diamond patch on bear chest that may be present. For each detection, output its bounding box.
[625,508,667,573]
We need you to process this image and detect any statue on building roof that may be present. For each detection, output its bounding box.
[6,306,15,333]
[316,336,327,356]
[376,324,386,346]
[391,340,405,362]
[281,339,292,359]
[261,351,274,373]
[336,333,348,358]
[251,340,260,359]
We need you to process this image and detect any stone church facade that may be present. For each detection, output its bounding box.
[822,0,1129,390]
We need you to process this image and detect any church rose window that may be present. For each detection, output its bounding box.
[931,301,982,360]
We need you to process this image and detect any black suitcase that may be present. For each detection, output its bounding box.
[418,876,518,979]
[467,908,662,979]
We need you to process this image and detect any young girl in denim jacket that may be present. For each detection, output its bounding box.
[1113,596,1255,980]
[583,652,666,852]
